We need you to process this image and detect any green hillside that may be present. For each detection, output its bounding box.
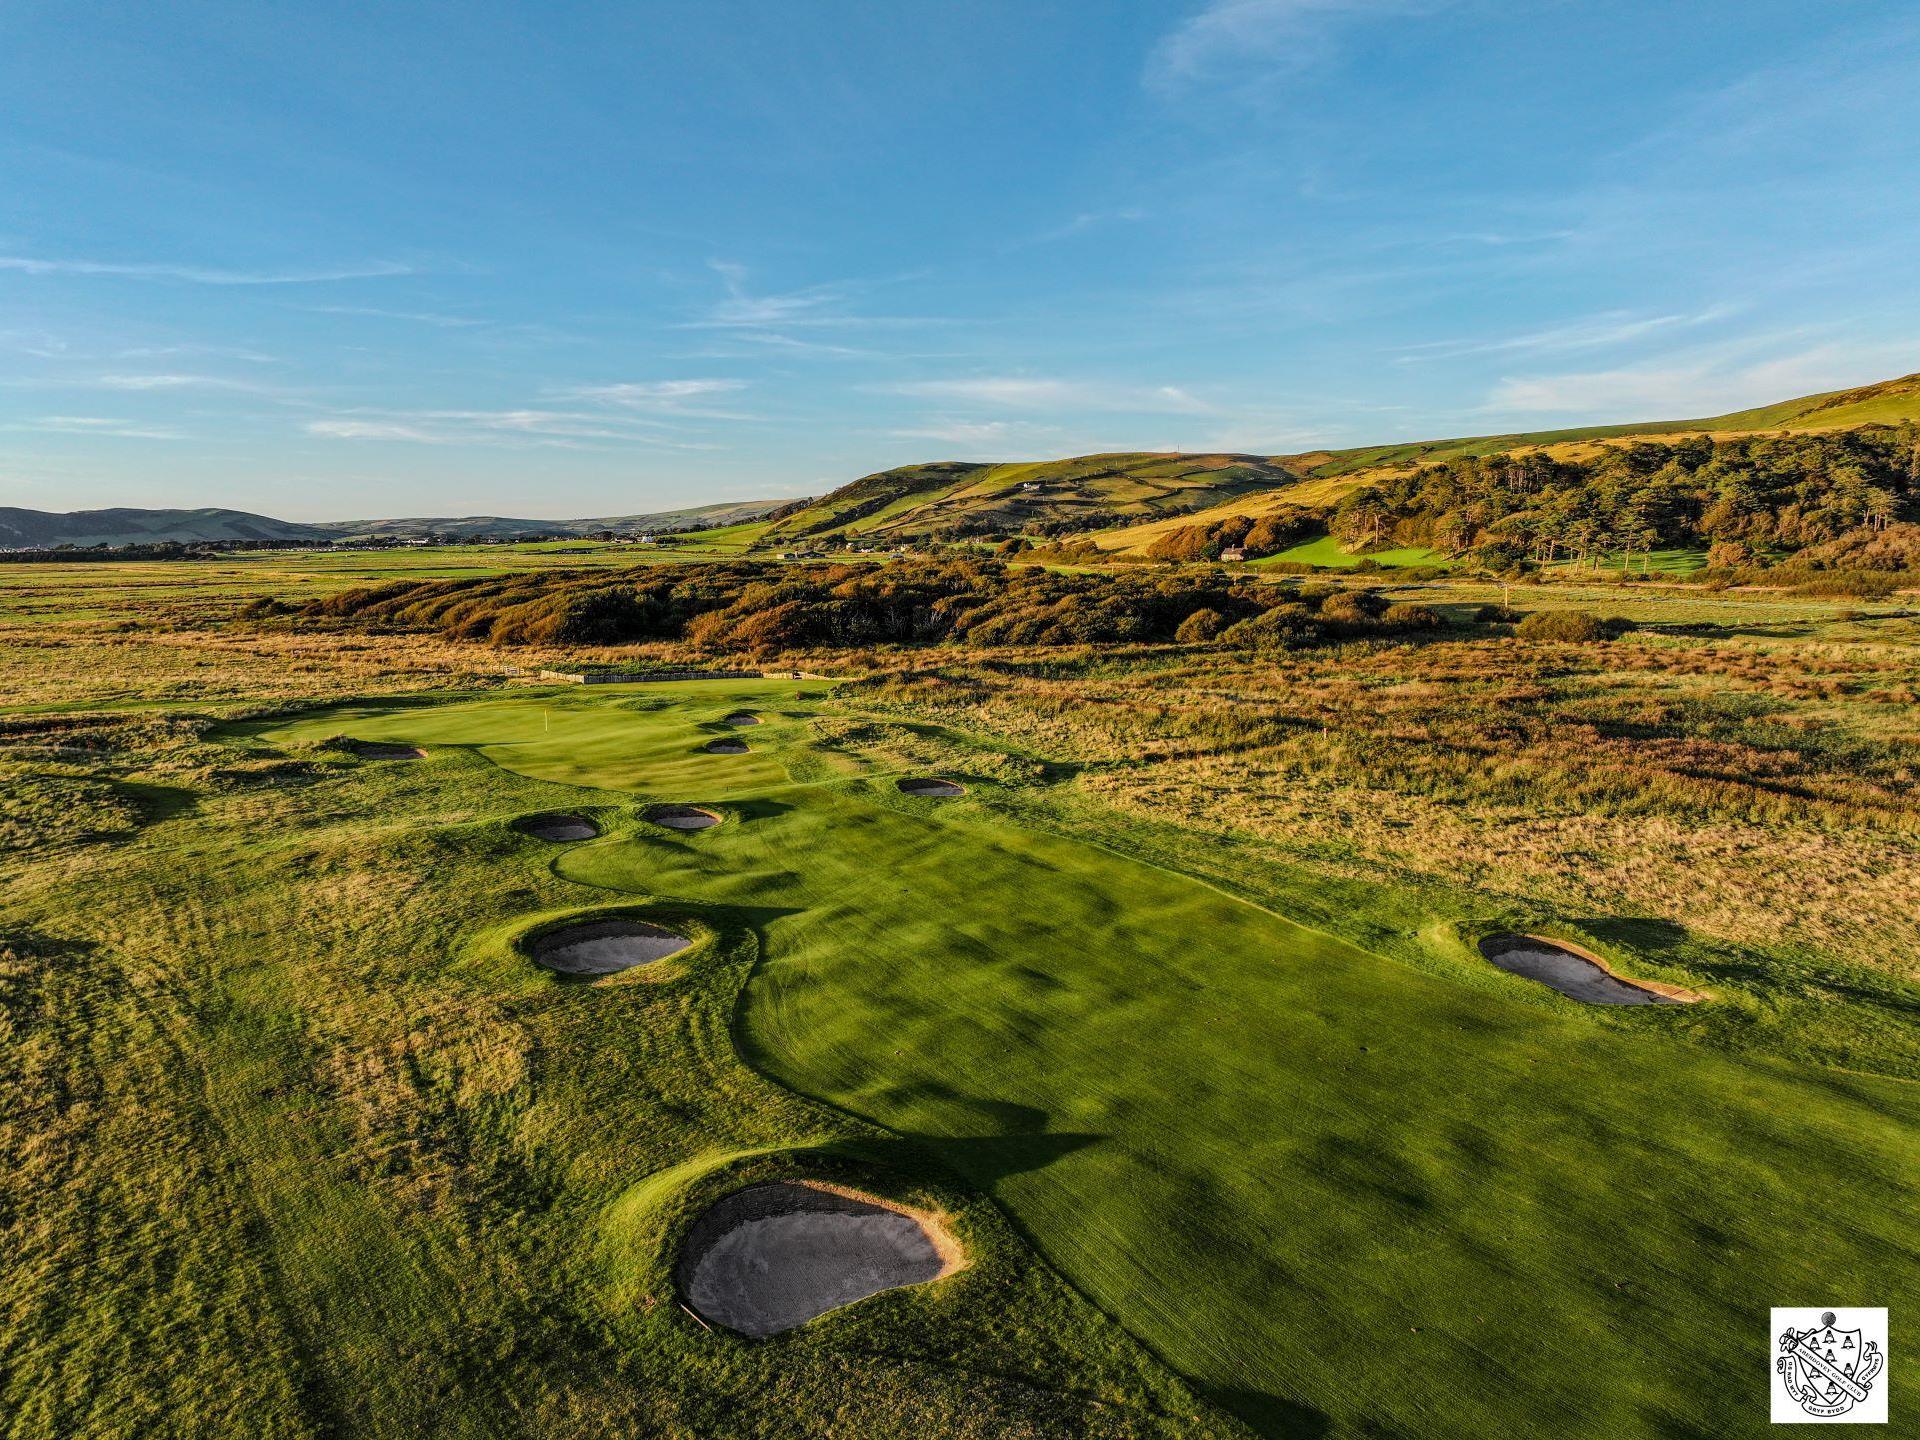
[759,454,1301,546]
[1283,370,1920,478]
[0,505,333,549]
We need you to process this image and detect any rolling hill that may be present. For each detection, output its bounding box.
[757,453,1303,547]
[1276,370,1920,479]
[0,506,333,549]
[0,498,796,549]
[1088,370,1920,557]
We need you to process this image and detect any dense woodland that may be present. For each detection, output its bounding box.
[1141,428,1920,572]
[1339,428,1920,567]
[303,560,1445,654]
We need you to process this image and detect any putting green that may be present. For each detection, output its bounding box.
[257,684,1919,1438]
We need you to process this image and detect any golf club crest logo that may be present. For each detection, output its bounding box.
[1777,1311,1884,1420]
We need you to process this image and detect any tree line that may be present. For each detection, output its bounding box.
[302,560,1446,654]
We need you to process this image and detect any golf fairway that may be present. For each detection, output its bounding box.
[257,682,1918,1439]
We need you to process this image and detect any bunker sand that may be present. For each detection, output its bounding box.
[646,804,722,831]
[897,777,965,797]
[516,812,600,842]
[530,919,690,976]
[679,1181,962,1338]
[1478,933,1704,1005]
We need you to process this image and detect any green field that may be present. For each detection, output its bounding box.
[216,681,1918,1439]
[1259,535,1454,569]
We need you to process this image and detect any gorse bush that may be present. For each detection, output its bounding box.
[1514,610,1620,642]
[303,560,1447,656]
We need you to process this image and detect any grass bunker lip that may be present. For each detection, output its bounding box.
[678,1181,963,1339]
[529,918,690,976]
[897,777,965,798]
[646,804,723,831]
[348,740,424,761]
[722,712,762,727]
[515,812,600,843]
[1478,933,1704,1006]
[703,738,750,754]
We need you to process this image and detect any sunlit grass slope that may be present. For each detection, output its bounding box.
[5,681,1230,1440]
[265,685,1920,1440]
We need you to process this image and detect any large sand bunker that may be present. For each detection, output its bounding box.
[646,804,722,831]
[897,777,965,798]
[530,918,690,976]
[516,812,600,843]
[703,738,750,754]
[349,740,423,761]
[723,712,762,727]
[1478,934,1703,1005]
[679,1182,961,1338]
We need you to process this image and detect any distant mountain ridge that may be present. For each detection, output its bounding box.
[0,498,795,549]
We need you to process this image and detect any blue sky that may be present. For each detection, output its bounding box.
[3,0,1917,520]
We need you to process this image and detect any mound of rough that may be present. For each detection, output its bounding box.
[647,804,722,831]
[723,712,761,727]
[349,740,423,761]
[516,812,599,843]
[897,777,965,798]
[530,919,690,976]
[703,738,749,755]
[679,1182,957,1338]
[1478,934,1700,1006]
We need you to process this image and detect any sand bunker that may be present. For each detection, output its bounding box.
[1478,934,1702,1006]
[350,740,423,761]
[646,804,722,831]
[530,919,690,976]
[679,1182,960,1338]
[516,812,600,843]
[723,712,762,727]
[703,738,750,754]
[897,777,965,798]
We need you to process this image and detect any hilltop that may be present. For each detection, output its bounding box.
[758,369,1920,555]
[1089,370,1920,558]
[0,498,795,550]
[755,453,1301,547]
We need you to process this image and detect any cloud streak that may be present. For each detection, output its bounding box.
[1484,338,1920,420]
[1397,307,1741,364]
[887,376,1214,413]
[0,255,414,285]
[1147,0,1438,93]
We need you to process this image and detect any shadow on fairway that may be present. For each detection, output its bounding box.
[1199,1385,1333,1440]
[1576,915,1691,952]
[913,1131,1104,1187]
[117,779,201,826]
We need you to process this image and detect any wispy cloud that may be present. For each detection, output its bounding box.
[302,304,486,327]
[887,376,1214,413]
[1147,0,1441,93]
[0,254,414,285]
[552,378,754,420]
[698,261,849,330]
[1016,208,1150,248]
[559,378,745,406]
[888,420,1026,447]
[305,406,725,450]
[113,343,280,363]
[2,415,187,441]
[1397,307,1740,364]
[93,372,277,394]
[684,261,945,356]
[1485,338,1920,420]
